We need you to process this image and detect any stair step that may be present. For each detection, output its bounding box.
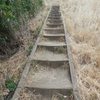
[50,12,61,15]
[38,41,66,47]
[49,13,61,16]
[31,47,68,62]
[48,16,61,19]
[43,33,65,37]
[44,28,64,31]
[33,57,68,62]
[46,23,63,27]
[48,18,62,21]
[21,88,73,100]
[25,62,72,89]
[44,28,64,33]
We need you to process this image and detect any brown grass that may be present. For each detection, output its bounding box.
[60,0,100,100]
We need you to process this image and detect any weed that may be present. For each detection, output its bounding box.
[5,79,16,92]
[26,44,33,56]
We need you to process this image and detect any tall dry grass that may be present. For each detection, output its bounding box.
[44,0,100,99]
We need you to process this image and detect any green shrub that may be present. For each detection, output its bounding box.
[0,0,43,29]
[5,79,17,92]
[0,0,43,45]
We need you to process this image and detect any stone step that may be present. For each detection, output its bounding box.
[21,88,73,100]
[31,47,68,62]
[48,16,61,19]
[47,19,62,24]
[25,62,72,89]
[46,23,63,27]
[43,33,65,37]
[44,28,64,33]
[38,41,66,47]
[49,13,61,16]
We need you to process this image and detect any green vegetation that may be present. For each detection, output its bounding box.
[5,79,17,92]
[0,0,43,57]
[0,0,43,30]
[27,44,33,56]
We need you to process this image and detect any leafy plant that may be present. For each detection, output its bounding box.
[0,0,43,32]
[5,79,17,92]
[0,0,43,56]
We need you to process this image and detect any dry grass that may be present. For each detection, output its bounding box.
[61,0,100,100]
[0,49,27,97]
[44,0,100,100]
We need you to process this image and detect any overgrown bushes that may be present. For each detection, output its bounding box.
[0,0,43,30]
[0,0,43,58]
